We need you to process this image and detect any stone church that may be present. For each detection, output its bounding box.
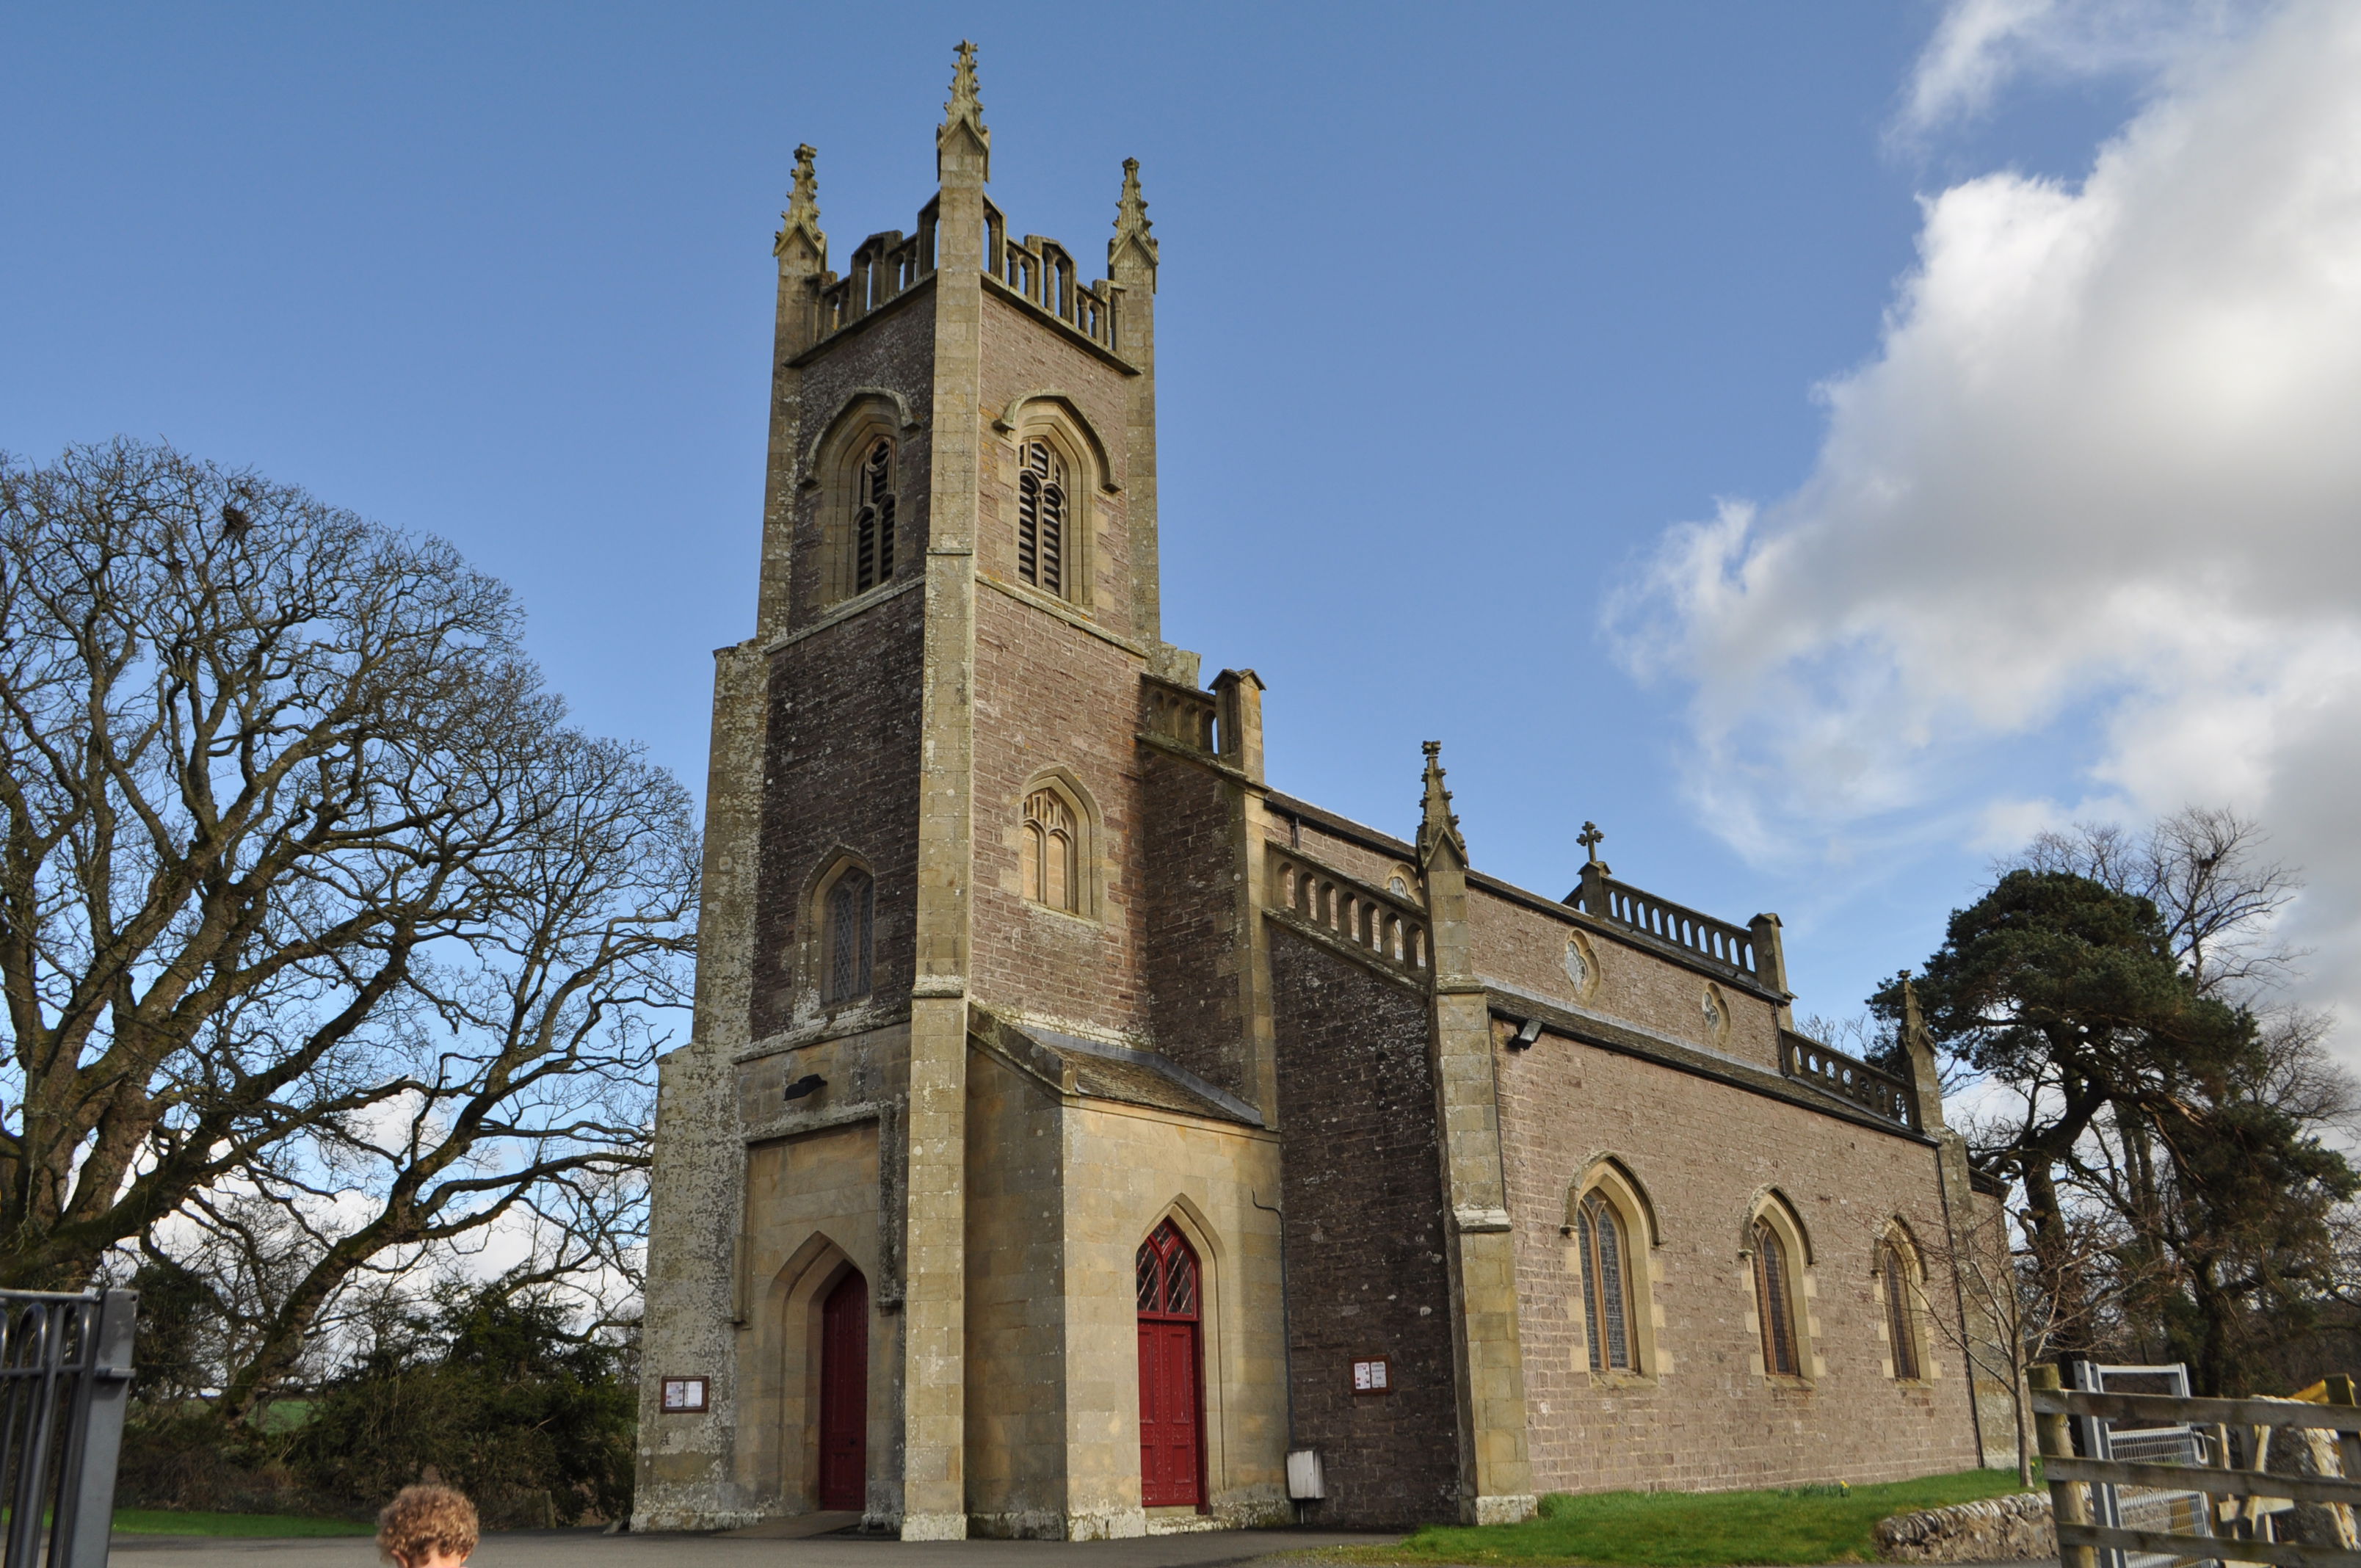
[634,45,2012,1540]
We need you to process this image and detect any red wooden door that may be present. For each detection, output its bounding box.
[1136,1221,1204,1508]
[1137,1319,1203,1505]
[819,1269,868,1511]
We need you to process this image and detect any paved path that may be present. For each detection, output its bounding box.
[107,1528,1389,1567]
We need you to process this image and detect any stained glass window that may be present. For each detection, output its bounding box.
[1578,1192,1634,1372]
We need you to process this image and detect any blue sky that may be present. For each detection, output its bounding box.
[13,2,2349,1043]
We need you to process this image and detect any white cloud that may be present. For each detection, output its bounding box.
[1897,0,2261,139]
[1616,0,2361,1042]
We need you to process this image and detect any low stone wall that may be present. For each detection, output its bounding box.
[1874,1492,2054,1563]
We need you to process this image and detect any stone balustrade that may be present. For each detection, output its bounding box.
[1573,870,1760,981]
[1142,679,1217,754]
[1779,1029,1918,1129]
[1266,845,1429,979]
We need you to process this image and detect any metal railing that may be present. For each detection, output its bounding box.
[0,1290,136,1568]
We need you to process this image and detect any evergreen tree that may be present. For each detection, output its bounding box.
[1879,867,2356,1393]
[296,1285,635,1525]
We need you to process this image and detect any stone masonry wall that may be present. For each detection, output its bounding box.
[1470,885,1785,1072]
[749,587,926,1044]
[733,1119,887,1514]
[963,1047,1070,1536]
[783,294,937,633]
[969,588,1150,1042]
[1060,1100,1289,1535]
[1140,746,1247,1100]
[1268,809,1420,898]
[1269,925,1461,1528]
[1497,1024,1985,1493]
[977,290,1139,641]
[1262,799,1791,1074]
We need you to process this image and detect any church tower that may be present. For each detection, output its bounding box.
[638,40,2001,1545]
[636,44,1302,1539]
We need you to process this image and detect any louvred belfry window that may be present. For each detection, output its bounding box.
[1023,788,1078,912]
[1136,1219,1203,1509]
[1752,1219,1800,1376]
[1882,1241,1921,1380]
[1577,1192,1635,1373]
[1016,440,1066,597]
[823,868,874,1003]
[854,438,896,593]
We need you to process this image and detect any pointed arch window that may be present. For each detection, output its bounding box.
[1881,1239,1922,1380]
[1576,1192,1636,1373]
[854,438,896,593]
[823,867,874,1003]
[1016,440,1066,597]
[1023,788,1078,912]
[1752,1218,1800,1376]
[1136,1219,1198,1318]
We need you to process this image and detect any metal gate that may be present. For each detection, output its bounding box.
[2033,1362,2361,1568]
[0,1291,136,1568]
[2070,1362,2216,1568]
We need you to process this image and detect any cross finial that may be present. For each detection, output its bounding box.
[1577,821,1606,865]
[775,143,825,261]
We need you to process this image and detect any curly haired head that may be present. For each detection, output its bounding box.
[376,1484,479,1567]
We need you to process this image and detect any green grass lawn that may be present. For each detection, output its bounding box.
[112,1509,374,1537]
[1310,1467,2037,1567]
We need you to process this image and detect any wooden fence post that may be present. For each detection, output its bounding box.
[2031,1364,2097,1568]
[2329,1376,2361,1549]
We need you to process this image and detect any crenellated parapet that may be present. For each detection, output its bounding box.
[813,207,939,338]
[783,167,1132,359]
[791,195,1126,358]
[984,208,1120,349]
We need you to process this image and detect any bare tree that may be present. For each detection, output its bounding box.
[0,440,694,1415]
[2020,808,2305,1001]
[1912,1197,2149,1486]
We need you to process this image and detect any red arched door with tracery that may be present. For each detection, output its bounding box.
[1136,1219,1205,1509]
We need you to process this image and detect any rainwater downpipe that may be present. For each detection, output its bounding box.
[1250,1187,1305,1522]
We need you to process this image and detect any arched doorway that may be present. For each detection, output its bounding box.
[818,1268,868,1510]
[1136,1219,1204,1508]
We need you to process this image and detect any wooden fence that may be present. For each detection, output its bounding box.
[2031,1364,2361,1568]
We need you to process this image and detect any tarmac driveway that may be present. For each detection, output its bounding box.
[106,1527,1388,1568]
